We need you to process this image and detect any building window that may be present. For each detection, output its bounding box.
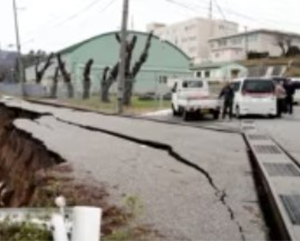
[231,37,242,45]
[218,39,227,47]
[185,25,194,31]
[248,34,258,42]
[159,76,167,84]
[196,71,201,77]
[189,36,197,41]
[205,71,210,78]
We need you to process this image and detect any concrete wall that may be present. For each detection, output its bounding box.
[0,83,47,97]
[210,48,244,62]
[194,63,248,82]
[209,31,300,62]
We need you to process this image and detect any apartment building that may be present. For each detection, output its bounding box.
[147,18,238,63]
[209,29,300,62]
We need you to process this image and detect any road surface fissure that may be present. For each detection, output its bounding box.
[0,101,246,240]
[54,116,246,241]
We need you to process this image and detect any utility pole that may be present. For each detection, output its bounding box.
[117,0,129,114]
[209,0,213,19]
[13,0,25,96]
[244,26,249,58]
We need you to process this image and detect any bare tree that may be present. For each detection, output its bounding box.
[100,32,153,105]
[82,59,94,99]
[124,32,153,105]
[35,53,54,84]
[101,64,118,102]
[275,34,293,57]
[100,34,136,103]
[57,53,73,98]
[50,67,60,98]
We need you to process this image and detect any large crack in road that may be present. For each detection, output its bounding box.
[54,116,246,241]
[0,101,256,240]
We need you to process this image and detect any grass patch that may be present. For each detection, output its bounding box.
[61,95,170,115]
[0,219,52,241]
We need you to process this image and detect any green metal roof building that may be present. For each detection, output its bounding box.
[26,31,191,96]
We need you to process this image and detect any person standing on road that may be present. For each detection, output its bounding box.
[219,82,235,120]
[284,79,295,115]
[275,81,286,118]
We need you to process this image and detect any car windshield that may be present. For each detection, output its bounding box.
[182,80,203,88]
[232,82,241,92]
[242,80,274,93]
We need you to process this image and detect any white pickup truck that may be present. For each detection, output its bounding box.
[171,78,221,121]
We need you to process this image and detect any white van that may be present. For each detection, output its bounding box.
[171,78,221,120]
[232,78,277,118]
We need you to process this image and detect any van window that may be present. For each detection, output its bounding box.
[242,80,274,93]
[182,80,203,88]
[233,82,241,92]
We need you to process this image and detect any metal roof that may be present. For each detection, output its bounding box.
[58,30,191,60]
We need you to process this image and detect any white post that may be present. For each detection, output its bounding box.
[71,207,102,241]
[51,214,69,241]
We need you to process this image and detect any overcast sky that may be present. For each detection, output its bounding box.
[1,0,299,53]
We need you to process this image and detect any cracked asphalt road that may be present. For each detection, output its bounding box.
[3,99,266,240]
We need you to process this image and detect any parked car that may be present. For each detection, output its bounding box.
[171,78,221,121]
[232,78,277,118]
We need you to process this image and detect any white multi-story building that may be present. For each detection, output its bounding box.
[209,29,300,63]
[147,18,238,63]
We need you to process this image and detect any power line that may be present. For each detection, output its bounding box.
[165,0,208,13]
[52,0,103,28]
[22,0,117,50]
[213,0,226,20]
[168,0,300,31]
[21,0,106,45]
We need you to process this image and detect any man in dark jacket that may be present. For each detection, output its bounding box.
[284,79,295,115]
[219,83,235,119]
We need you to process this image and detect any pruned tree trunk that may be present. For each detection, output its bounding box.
[83,59,94,99]
[35,53,54,84]
[100,35,137,103]
[57,53,73,98]
[123,78,134,106]
[101,32,153,106]
[101,63,119,102]
[100,67,110,101]
[66,82,74,98]
[124,32,153,106]
[51,67,59,98]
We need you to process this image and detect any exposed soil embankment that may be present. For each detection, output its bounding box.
[0,105,64,207]
[0,104,161,240]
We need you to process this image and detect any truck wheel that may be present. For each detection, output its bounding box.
[236,106,241,119]
[172,104,179,116]
[213,111,220,120]
[183,110,190,121]
[178,106,183,116]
